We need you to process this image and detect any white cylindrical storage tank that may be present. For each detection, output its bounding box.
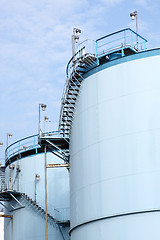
[70,49,160,240]
[4,134,70,240]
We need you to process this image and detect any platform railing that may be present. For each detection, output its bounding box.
[96,28,147,58]
[59,28,148,139]
[5,131,69,164]
[5,134,40,164]
[66,39,96,78]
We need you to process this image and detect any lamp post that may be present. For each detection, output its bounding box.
[35,173,40,202]
[44,145,47,240]
[38,104,47,137]
[0,142,3,167]
[6,133,12,147]
[130,11,138,50]
[6,133,12,159]
[44,116,49,135]
[72,28,81,57]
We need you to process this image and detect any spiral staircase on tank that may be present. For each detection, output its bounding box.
[58,40,98,138]
[58,28,147,139]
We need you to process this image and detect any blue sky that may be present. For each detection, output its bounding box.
[0,0,160,163]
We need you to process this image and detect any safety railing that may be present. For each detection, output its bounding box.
[36,194,70,222]
[66,39,96,78]
[5,131,68,164]
[5,134,40,163]
[96,28,147,58]
[59,29,147,139]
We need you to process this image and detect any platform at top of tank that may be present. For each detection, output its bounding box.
[39,136,69,150]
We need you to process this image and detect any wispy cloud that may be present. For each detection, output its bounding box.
[0,0,159,160]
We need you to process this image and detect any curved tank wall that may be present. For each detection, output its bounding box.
[70,49,160,240]
[4,151,70,240]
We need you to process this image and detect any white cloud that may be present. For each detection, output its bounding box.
[0,0,159,162]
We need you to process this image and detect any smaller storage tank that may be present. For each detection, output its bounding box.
[1,133,70,240]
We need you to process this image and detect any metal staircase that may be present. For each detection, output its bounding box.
[39,132,70,162]
[59,40,98,138]
[0,190,24,211]
[0,167,6,192]
[58,29,147,139]
[22,193,55,221]
[21,193,70,226]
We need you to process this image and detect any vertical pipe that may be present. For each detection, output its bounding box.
[17,160,19,192]
[124,30,126,47]
[11,218,13,240]
[38,104,40,136]
[35,175,36,202]
[96,40,99,65]
[45,146,47,240]
[34,136,35,148]
[9,169,11,190]
[6,134,8,159]
[136,13,138,50]
[72,34,75,57]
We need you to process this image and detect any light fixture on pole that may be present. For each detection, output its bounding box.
[72,28,81,57]
[35,173,40,202]
[7,133,12,147]
[44,116,49,135]
[38,103,47,136]
[0,142,3,167]
[130,11,138,49]
[6,133,12,159]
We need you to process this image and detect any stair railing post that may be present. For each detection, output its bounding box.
[45,145,48,240]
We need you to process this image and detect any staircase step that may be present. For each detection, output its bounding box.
[62,119,72,122]
[63,110,74,114]
[68,87,79,91]
[66,97,76,101]
[23,194,56,223]
[77,64,86,69]
[69,82,81,87]
[75,69,85,74]
[64,100,76,104]
[67,91,78,96]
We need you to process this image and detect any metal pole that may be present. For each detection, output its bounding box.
[6,133,8,159]
[38,104,40,136]
[45,146,47,240]
[35,175,36,202]
[9,168,11,190]
[72,34,75,57]
[72,32,75,72]
[136,12,138,50]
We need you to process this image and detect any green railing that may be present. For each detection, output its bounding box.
[5,134,40,164]
[96,28,147,57]
[5,131,67,164]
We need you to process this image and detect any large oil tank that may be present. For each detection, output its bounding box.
[68,29,160,239]
[3,133,70,240]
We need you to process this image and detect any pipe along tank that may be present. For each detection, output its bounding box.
[59,28,160,240]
